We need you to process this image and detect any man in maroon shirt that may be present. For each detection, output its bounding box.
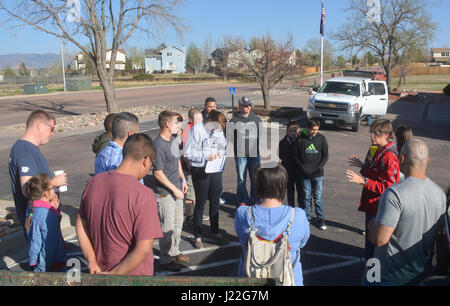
[76,134,162,275]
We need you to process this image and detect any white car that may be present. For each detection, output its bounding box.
[307,76,388,132]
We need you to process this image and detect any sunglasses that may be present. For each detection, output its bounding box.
[42,121,56,133]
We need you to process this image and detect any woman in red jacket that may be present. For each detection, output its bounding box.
[347,119,401,260]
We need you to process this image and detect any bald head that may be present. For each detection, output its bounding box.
[401,138,429,167]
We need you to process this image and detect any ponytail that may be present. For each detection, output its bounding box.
[24,201,34,233]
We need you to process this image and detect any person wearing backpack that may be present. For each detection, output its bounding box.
[235,164,310,286]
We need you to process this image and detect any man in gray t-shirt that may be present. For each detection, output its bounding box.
[367,139,447,285]
[153,111,188,272]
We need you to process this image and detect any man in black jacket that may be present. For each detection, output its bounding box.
[294,119,329,229]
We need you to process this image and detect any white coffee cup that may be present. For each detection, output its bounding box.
[54,170,68,192]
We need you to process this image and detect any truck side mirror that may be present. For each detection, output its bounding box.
[363,91,371,97]
[313,87,319,93]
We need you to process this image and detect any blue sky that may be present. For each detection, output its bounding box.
[0,0,449,56]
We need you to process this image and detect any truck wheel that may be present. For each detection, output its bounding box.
[352,119,360,132]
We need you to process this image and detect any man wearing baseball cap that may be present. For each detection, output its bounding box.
[230,97,262,205]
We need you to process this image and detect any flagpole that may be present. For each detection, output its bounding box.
[320,0,324,87]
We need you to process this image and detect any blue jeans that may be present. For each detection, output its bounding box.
[235,156,260,205]
[300,176,324,220]
[287,175,303,208]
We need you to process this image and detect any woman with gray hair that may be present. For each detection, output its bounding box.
[347,119,401,260]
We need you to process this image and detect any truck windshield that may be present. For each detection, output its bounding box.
[319,82,361,97]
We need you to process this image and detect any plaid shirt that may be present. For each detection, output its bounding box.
[95,141,123,175]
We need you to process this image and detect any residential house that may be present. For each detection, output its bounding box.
[72,49,127,72]
[431,48,450,65]
[211,48,252,70]
[145,45,186,74]
[106,49,127,71]
[72,52,86,71]
[211,48,296,71]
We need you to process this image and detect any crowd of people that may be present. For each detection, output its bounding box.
[7,97,450,286]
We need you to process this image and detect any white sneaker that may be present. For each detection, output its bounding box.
[318,218,327,230]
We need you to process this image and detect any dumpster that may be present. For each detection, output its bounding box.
[23,84,49,95]
[0,271,278,286]
[66,78,92,91]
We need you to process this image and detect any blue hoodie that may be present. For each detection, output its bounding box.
[235,204,310,286]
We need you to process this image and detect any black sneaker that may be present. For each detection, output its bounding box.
[318,218,327,230]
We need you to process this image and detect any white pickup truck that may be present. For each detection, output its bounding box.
[307,75,388,132]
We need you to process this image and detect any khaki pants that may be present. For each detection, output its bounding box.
[157,193,184,265]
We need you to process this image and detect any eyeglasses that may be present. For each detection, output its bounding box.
[42,121,56,133]
[145,156,155,169]
[47,185,56,191]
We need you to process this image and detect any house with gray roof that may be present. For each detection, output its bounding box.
[145,45,186,74]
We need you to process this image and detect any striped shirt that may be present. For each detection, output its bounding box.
[95,141,123,175]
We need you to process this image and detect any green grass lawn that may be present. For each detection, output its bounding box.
[391,74,450,92]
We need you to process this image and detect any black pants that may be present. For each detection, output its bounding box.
[287,174,303,208]
[191,167,222,239]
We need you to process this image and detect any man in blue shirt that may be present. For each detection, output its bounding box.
[95,112,140,175]
[9,110,67,230]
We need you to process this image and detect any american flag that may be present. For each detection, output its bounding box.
[320,1,325,36]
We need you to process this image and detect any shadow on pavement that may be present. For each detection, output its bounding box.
[3,100,81,117]
[302,234,365,286]
[389,93,450,142]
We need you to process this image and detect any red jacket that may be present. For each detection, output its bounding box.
[358,141,400,217]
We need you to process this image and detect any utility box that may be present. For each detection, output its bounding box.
[23,84,49,95]
[66,78,92,91]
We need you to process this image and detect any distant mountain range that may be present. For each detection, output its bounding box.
[0,53,60,70]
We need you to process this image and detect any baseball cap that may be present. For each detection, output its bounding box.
[239,97,252,107]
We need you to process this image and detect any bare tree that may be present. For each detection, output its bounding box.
[303,38,336,71]
[213,35,246,81]
[0,0,185,113]
[335,0,436,89]
[235,33,303,110]
[200,35,213,72]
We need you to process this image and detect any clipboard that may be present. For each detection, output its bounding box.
[205,156,226,174]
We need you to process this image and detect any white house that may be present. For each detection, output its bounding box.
[431,48,450,65]
[72,49,127,71]
[106,49,127,71]
[72,52,86,71]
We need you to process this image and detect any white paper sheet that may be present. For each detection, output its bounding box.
[205,156,226,173]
